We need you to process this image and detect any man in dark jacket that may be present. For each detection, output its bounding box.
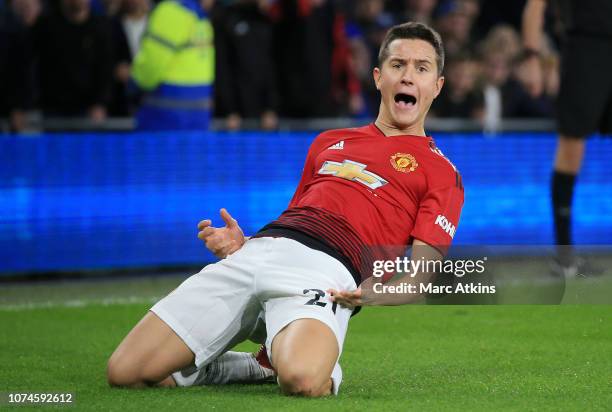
[34,0,113,121]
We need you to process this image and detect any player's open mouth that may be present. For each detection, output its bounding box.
[394,93,417,110]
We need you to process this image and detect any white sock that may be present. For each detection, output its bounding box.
[172,351,275,387]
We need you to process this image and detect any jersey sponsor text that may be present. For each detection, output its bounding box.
[435,214,456,238]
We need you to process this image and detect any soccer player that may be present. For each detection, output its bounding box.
[107,22,464,397]
[523,0,612,276]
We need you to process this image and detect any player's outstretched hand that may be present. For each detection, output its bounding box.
[197,208,245,259]
[327,287,363,310]
[328,277,383,308]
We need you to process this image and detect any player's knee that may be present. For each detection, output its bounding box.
[106,354,144,388]
[277,369,329,397]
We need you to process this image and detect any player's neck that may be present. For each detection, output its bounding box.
[374,118,426,137]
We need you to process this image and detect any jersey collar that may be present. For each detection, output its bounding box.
[369,123,433,143]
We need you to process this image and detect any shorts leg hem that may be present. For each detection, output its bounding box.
[331,363,342,395]
[149,306,211,368]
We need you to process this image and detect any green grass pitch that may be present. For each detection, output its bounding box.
[1,277,611,411]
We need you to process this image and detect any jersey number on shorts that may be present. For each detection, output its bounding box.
[303,288,338,314]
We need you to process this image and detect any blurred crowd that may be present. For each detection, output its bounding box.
[0,0,561,131]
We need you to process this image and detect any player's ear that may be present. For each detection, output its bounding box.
[433,75,445,99]
[373,67,382,90]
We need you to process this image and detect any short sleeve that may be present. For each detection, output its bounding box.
[410,184,464,255]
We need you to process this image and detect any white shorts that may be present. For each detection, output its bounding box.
[150,236,357,394]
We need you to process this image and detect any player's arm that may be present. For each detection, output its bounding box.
[328,239,442,307]
[522,0,548,52]
[330,167,464,308]
[197,208,247,259]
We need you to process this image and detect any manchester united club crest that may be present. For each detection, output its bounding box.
[390,153,418,173]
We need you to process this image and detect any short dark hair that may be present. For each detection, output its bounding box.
[378,22,445,76]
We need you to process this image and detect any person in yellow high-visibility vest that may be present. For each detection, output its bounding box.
[131,0,214,130]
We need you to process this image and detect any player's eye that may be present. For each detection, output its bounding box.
[418,66,428,72]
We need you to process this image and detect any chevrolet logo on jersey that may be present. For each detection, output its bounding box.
[318,160,388,189]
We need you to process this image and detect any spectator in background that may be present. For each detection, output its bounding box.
[400,0,438,25]
[433,0,474,57]
[479,29,555,130]
[346,27,377,116]
[0,0,41,132]
[330,6,364,117]
[518,21,560,99]
[272,0,361,118]
[33,0,113,122]
[455,0,479,22]
[480,24,522,62]
[121,0,149,59]
[353,0,393,60]
[214,0,279,130]
[430,52,482,119]
[478,25,526,129]
[510,49,554,117]
[11,0,41,26]
[352,0,393,67]
[90,0,124,16]
[131,0,215,130]
[480,24,556,119]
[479,46,509,130]
[346,0,392,117]
[109,0,150,116]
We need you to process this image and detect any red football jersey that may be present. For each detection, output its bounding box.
[257,123,464,283]
[289,123,463,252]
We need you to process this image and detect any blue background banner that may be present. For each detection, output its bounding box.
[1,131,611,274]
